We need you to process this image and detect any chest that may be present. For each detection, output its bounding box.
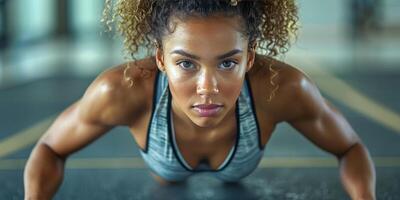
[128,74,279,170]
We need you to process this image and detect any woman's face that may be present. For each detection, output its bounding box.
[155,15,255,129]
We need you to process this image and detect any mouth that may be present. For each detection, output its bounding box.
[192,104,223,109]
[192,104,223,117]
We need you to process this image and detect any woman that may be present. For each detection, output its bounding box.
[24,0,376,199]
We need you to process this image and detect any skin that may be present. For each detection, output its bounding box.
[154,15,254,170]
[24,15,376,200]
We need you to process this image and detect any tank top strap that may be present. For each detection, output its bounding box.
[155,70,169,104]
[241,73,251,102]
[236,73,253,113]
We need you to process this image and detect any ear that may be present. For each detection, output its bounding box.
[155,47,166,72]
[246,42,257,72]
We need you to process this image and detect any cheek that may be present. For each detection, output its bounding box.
[220,78,243,101]
[166,67,183,81]
[165,66,190,90]
[168,77,195,104]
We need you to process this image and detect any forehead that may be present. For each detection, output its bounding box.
[163,15,248,54]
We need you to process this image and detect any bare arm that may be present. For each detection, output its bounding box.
[23,100,114,199]
[23,66,143,199]
[283,68,376,200]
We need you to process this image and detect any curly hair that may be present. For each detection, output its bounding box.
[102,0,299,102]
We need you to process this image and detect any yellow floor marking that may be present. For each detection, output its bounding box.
[1,157,400,170]
[258,157,338,168]
[0,115,56,158]
[65,157,146,169]
[290,58,400,134]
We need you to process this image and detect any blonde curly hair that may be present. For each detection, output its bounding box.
[102,0,299,102]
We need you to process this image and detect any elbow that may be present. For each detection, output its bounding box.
[24,143,66,199]
[336,141,365,160]
[40,142,68,161]
[24,142,67,177]
[337,142,375,170]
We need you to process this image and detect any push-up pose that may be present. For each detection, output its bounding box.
[24,0,376,199]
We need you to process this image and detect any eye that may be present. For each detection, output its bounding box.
[177,60,195,70]
[219,60,237,70]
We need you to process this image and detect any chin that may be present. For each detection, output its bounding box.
[189,114,223,128]
[193,119,219,128]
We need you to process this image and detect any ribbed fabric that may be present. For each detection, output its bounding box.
[139,70,264,182]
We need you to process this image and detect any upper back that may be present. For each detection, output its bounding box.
[247,54,316,124]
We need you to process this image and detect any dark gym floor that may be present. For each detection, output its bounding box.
[0,64,399,199]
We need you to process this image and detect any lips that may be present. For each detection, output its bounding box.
[192,104,223,117]
[193,104,222,109]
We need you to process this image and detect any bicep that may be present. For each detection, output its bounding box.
[40,100,114,158]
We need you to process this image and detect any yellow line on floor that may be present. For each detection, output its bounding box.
[1,157,400,170]
[0,115,57,158]
[291,58,400,134]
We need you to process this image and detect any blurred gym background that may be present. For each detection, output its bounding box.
[0,0,399,87]
[0,0,399,199]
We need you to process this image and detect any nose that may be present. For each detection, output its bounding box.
[196,71,219,96]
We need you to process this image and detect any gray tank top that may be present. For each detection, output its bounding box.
[139,70,264,182]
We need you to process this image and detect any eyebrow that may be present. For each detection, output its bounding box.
[170,49,243,60]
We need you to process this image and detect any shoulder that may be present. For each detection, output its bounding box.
[78,57,158,126]
[249,54,325,123]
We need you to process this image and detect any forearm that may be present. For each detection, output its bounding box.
[338,142,376,200]
[24,143,65,200]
